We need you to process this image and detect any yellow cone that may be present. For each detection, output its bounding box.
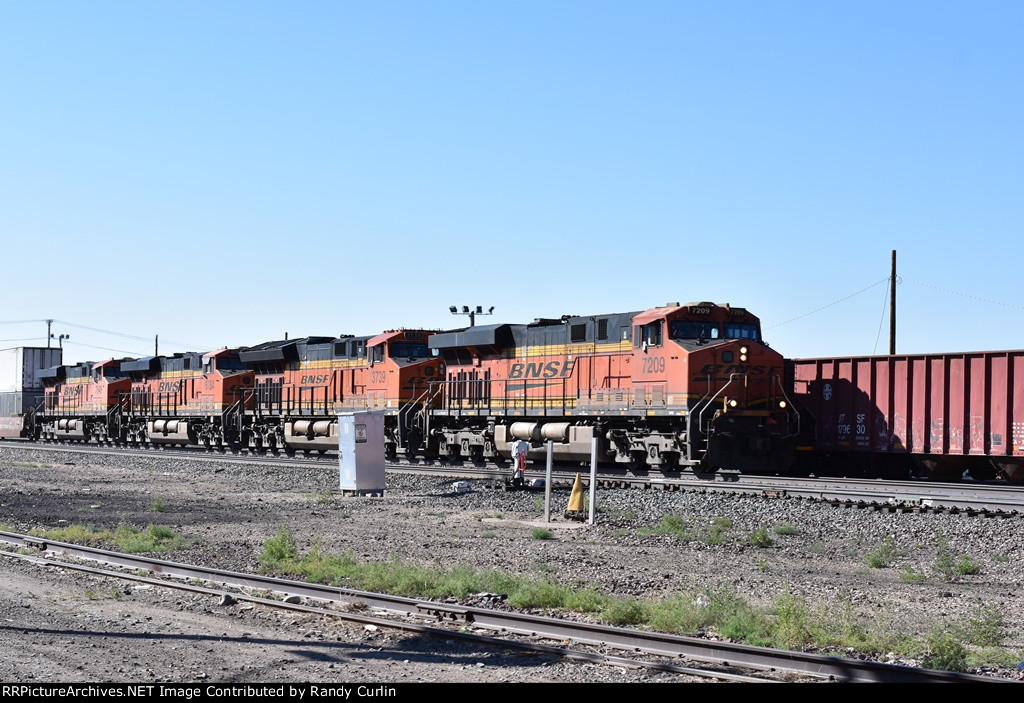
[567,473,585,512]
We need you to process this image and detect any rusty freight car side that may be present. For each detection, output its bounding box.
[789,351,1024,482]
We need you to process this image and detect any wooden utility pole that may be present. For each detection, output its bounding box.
[889,250,897,355]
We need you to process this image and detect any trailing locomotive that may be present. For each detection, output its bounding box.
[238,329,442,456]
[424,302,800,473]
[25,328,442,455]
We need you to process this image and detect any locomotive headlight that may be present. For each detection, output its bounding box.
[778,400,787,409]
[740,346,748,355]
[739,346,748,362]
[728,399,738,408]
[740,354,747,362]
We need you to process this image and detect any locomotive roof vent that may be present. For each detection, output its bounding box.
[666,301,680,307]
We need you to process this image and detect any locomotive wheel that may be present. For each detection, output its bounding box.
[628,450,647,472]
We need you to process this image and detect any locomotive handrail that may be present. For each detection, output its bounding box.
[441,376,572,416]
[697,373,740,435]
[772,374,801,439]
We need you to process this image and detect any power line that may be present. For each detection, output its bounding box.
[765,278,890,329]
[65,340,147,356]
[871,282,890,355]
[902,278,1024,312]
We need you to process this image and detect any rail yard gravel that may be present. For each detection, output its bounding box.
[1,444,1022,683]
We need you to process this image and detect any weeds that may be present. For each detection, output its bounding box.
[150,496,167,513]
[865,537,899,568]
[259,526,299,566]
[30,523,190,553]
[772,523,798,536]
[641,515,692,540]
[749,527,773,548]
[934,530,981,581]
[531,528,553,540]
[251,534,1020,670]
[898,566,927,583]
[705,517,732,545]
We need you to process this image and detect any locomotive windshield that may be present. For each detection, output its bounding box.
[390,343,429,359]
[216,357,246,371]
[723,322,760,341]
[670,321,720,340]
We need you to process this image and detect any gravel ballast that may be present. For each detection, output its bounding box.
[1,444,1022,682]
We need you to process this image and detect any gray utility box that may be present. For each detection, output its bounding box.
[338,411,385,495]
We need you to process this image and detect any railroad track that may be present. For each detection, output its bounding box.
[4,441,1024,515]
[0,529,1007,683]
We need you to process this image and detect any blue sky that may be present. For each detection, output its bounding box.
[1,1,1020,364]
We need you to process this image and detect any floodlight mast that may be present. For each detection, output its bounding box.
[449,305,494,327]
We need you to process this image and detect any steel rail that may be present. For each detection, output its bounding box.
[0,530,1006,683]
[5,442,1024,513]
[0,548,771,683]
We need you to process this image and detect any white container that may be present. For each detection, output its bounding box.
[0,347,62,394]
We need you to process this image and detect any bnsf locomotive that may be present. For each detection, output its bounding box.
[424,301,799,473]
[10,299,1024,483]
[24,329,442,456]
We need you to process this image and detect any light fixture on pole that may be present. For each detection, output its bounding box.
[449,305,494,327]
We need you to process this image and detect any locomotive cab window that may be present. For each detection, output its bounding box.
[390,343,428,359]
[217,357,245,371]
[634,322,663,348]
[670,321,720,340]
[371,345,384,363]
[723,322,761,341]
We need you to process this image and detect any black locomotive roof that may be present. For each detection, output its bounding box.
[239,341,299,363]
[39,365,67,380]
[428,324,515,350]
[121,356,160,373]
[430,311,639,352]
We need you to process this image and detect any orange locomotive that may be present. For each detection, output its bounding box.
[238,329,443,455]
[39,359,131,442]
[425,302,799,472]
[118,348,253,447]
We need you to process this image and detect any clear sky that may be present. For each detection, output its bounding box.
[1,1,1020,364]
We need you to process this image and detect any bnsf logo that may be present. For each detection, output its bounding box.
[508,360,575,379]
[697,364,781,376]
[158,381,182,393]
[300,374,330,385]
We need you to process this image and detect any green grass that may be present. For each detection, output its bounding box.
[865,537,899,568]
[749,526,773,548]
[704,517,732,545]
[31,522,191,553]
[934,530,982,581]
[254,535,1019,671]
[898,566,927,583]
[150,495,167,513]
[481,530,496,539]
[531,528,553,540]
[641,515,693,540]
[772,523,798,536]
[259,526,300,566]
